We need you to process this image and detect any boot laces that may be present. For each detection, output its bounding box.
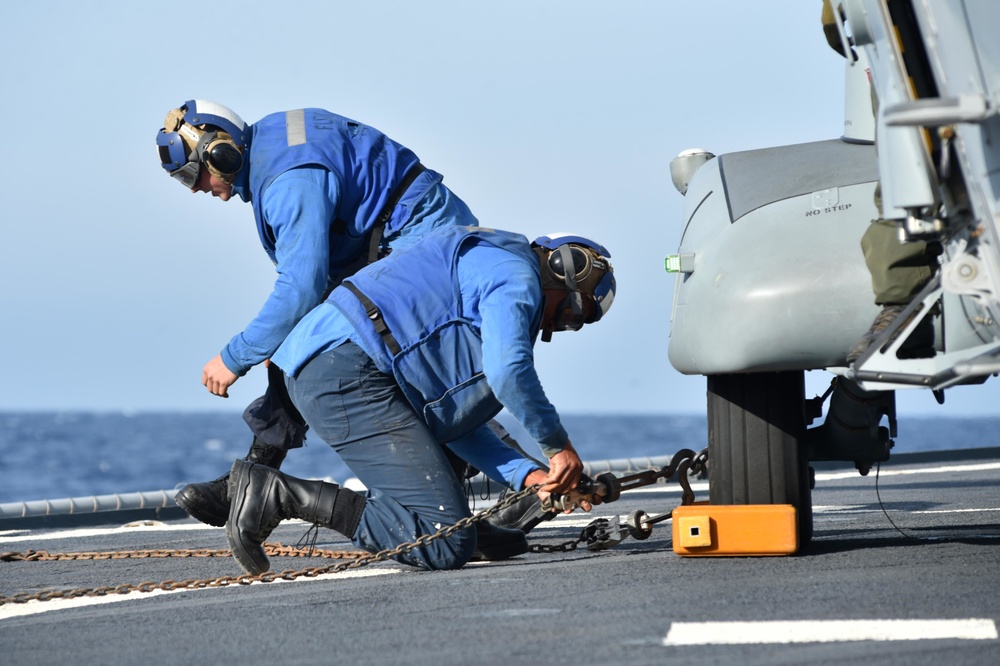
[464,473,494,512]
[870,305,904,335]
[294,523,321,558]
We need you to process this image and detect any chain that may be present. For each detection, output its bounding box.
[1,450,710,606]
[528,516,625,553]
[0,484,538,606]
[317,484,540,572]
[0,543,363,563]
[533,448,709,551]
[543,447,708,511]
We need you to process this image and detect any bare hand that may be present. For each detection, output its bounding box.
[202,355,238,398]
[541,442,592,513]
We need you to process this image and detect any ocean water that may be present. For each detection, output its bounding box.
[0,411,997,504]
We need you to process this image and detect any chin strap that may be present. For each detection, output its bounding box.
[556,245,584,316]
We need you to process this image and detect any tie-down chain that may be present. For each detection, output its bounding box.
[0,448,707,605]
[531,447,708,552]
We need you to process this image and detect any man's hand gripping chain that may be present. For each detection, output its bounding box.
[538,448,708,549]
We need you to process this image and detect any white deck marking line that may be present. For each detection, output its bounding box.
[814,505,1000,515]
[815,462,1000,482]
[0,568,398,621]
[0,517,362,543]
[663,619,998,645]
[533,514,628,529]
[912,507,1000,514]
[0,521,220,543]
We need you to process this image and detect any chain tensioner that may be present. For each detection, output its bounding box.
[536,447,708,547]
[541,447,708,512]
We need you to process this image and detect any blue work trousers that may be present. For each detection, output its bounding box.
[284,341,475,570]
[242,362,309,450]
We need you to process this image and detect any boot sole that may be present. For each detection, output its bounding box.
[470,528,529,561]
[226,461,271,576]
[470,542,528,561]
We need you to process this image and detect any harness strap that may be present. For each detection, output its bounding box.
[342,281,402,356]
[367,162,428,264]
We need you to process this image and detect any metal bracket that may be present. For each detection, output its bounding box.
[583,516,628,551]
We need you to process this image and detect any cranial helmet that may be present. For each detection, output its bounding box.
[532,233,616,341]
[156,100,249,189]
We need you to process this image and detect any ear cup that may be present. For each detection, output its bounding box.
[206,140,243,175]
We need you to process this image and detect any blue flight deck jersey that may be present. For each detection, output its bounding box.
[272,227,571,464]
[221,109,477,375]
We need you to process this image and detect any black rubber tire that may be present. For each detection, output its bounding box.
[706,371,813,548]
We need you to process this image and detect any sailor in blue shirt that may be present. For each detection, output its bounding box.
[224,226,617,574]
[157,100,526,530]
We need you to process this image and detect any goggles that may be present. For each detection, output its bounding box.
[547,245,594,283]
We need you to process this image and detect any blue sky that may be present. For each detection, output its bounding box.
[1,1,996,418]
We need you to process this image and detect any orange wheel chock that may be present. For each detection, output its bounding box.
[672,502,798,557]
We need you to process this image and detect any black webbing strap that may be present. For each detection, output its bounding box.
[342,281,402,355]
[366,162,428,264]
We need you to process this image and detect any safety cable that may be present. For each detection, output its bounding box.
[874,461,924,542]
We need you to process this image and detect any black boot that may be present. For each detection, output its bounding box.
[440,441,525,558]
[481,421,555,535]
[175,439,288,527]
[471,520,528,561]
[486,487,556,534]
[226,460,366,575]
